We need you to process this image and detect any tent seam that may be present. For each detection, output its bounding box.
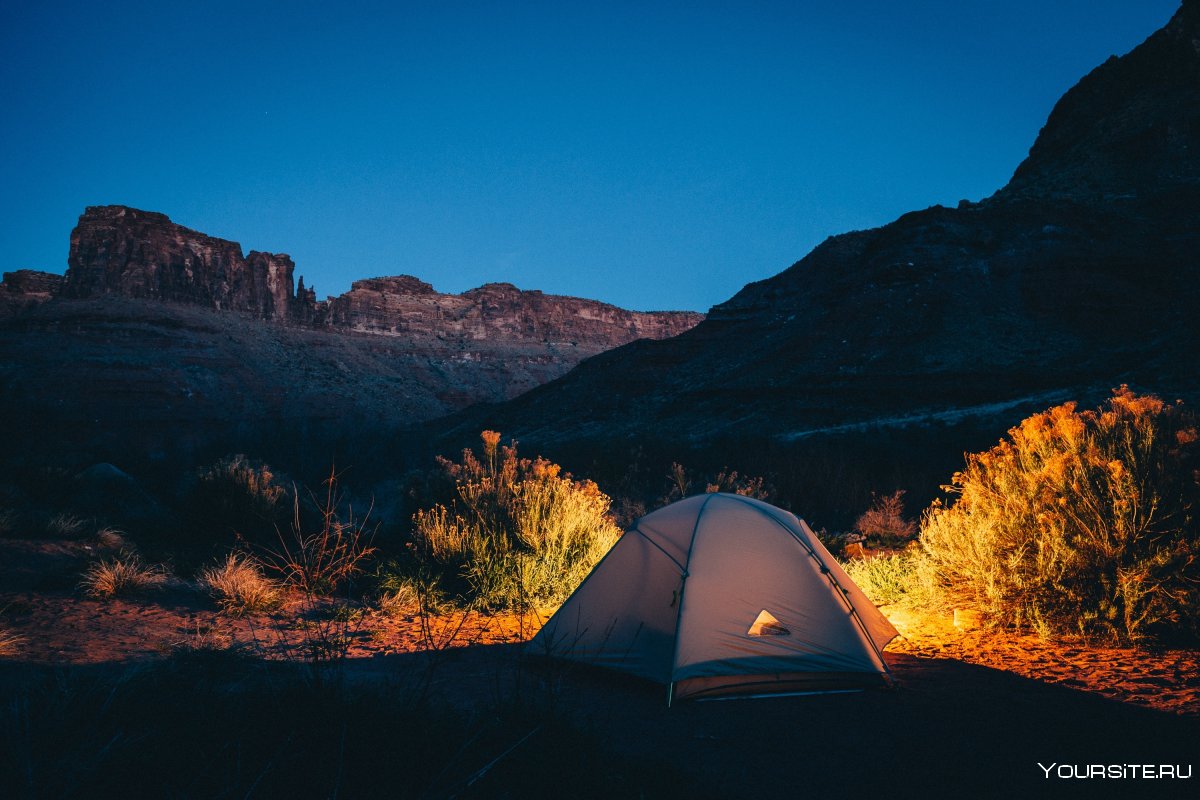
[723,494,894,679]
[666,493,717,697]
[628,526,688,574]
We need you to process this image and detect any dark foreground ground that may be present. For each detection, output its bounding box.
[3,639,1196,800]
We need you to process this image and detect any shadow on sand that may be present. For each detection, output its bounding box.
[1,642,1196,798]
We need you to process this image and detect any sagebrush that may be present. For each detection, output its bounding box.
[411,431,620,609]
[919,388,1200,642]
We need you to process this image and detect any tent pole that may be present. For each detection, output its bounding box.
[667,682,674,708]
[724,496,896,678]
[665,494,716,708]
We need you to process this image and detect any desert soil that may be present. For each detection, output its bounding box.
[2,537,1198,798]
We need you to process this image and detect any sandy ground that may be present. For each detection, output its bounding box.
[3,537,1199,797]
[3,589,1199,719]
[885,607,1200,718]
[2,536,1195,718]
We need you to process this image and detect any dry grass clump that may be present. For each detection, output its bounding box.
[94,527,128,551]
[79,553,168,599]
[0,629,23,657]
[411,431,620,609]
[197,554,282,615]
[376,581,422,618]
[919,388,1200,642]
[45,512,89,538]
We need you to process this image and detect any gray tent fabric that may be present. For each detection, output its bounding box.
[528,493,898,702]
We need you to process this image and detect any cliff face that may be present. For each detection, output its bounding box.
[63,206,298,320]
[0,270,64,315]
[323,275,700,347]
[50,205,701,350]
[437,1,1200,448]
[998,0,1200,204]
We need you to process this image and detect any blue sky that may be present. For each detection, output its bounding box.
[0,1,1181,312]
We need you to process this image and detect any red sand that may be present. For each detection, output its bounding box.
[1,537,1197,718]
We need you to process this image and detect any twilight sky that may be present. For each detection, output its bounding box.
[0,1,1181,312]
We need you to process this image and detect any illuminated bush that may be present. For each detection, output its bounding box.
[843,551,929,608]
[919,388,1200,642]
[412,432,620,609]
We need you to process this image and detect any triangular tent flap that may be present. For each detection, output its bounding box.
[748,610,789,636]
[529,493,898,701]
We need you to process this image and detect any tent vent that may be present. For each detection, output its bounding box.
[747,609,789,636]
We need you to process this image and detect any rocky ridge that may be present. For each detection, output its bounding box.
[4,205,701,352]
[437,1,1200,450]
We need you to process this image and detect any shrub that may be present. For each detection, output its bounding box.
[79,553,167,599]
[918,388,1200,642]
[411,432,621,609]
[187,455,288,543]
[855,490,917,544]
[0,509,17,537]
[197,554,282,614]
[661,462,772,505]
[259,467,377,597]
[842,551,929,608]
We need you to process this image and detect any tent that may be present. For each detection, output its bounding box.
[528,493,898,703]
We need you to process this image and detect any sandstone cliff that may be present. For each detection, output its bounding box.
[322,275,699,347]
[63,206,298,320]
[44,204,701,350]
[0,270,64,315]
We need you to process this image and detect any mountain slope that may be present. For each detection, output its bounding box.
[438,1,1200,449]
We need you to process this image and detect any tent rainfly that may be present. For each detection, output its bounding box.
[528,493,898,703]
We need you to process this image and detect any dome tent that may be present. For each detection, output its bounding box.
[528,493,898,703]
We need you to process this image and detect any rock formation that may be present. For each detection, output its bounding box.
[0,270,63,314]
[322,275,699,347]
[44,204,701,350]
[62,206,298,320]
